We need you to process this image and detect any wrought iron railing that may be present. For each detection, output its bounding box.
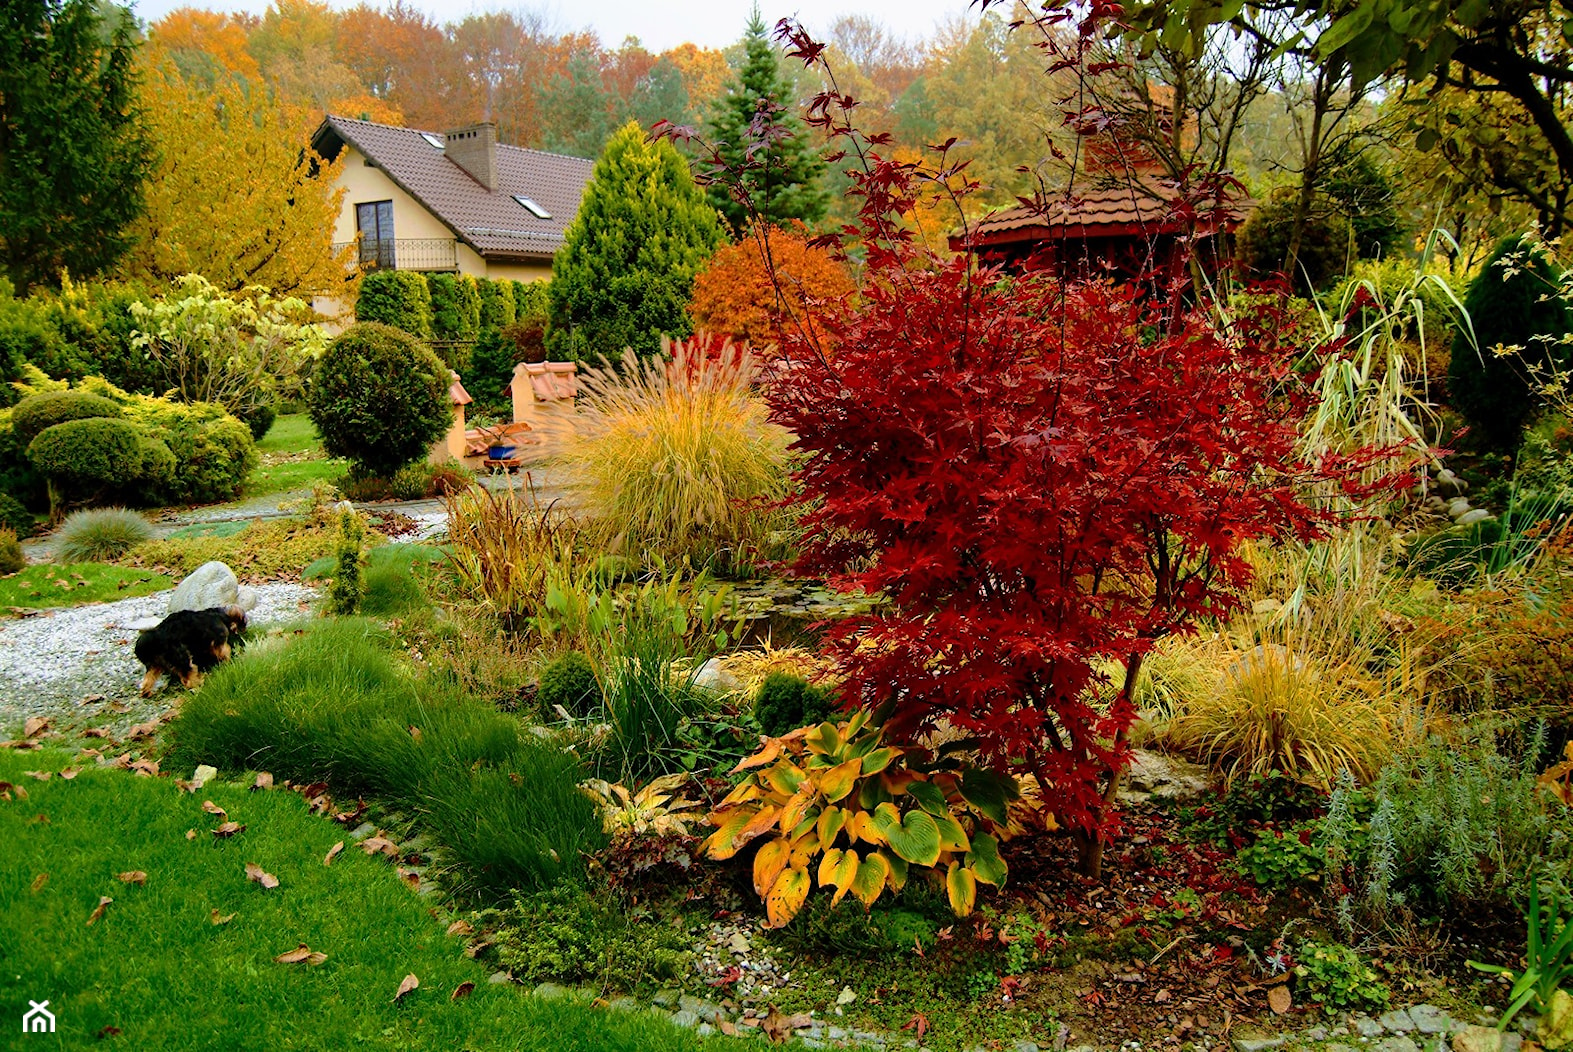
[333,237,458,272]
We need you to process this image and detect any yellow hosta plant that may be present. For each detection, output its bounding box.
[704,710,1027,927]
[581,774,702,837]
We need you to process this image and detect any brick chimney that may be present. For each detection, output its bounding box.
[444,122,497,190]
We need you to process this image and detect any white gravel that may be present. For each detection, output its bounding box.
[0,583,317,736]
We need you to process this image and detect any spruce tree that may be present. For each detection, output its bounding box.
[548,121,723,361]
[703,9,828,235]
[0,0,153,291]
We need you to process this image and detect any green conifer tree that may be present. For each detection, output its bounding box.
[548,121,723,360]
[702,8,828,235]
[0,0,153,291]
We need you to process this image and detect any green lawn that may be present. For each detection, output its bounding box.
[0,749,752,1050]
[243,414,346,503]
[257,413,323,456]
[0,563,172,612]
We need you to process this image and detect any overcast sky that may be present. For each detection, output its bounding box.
[125,0,973,52]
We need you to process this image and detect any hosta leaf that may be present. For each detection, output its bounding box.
[905,779,950,815]
[817,806,847,848]
[765,866,811,928]
[844,710,871,739]
[705,808,757,860]
[719,779,762,807]
[933,812,971,853]
[753,837,792,897]
[860,746,897,775]
[879,849,909,892]
[739,804,782,844]
[849,852,891,907]
[818,758,863,803]
[779,787,817,834]
[818,847,860,906]
[958,768,1017,825]
[764,762,807,797]
[805,722,842,758]
[858,776,891,811]
[872,803,942,867]
[966,833,1008,886]
[788,832,822,869]
[946,862,978,916]
[846,810,885,846]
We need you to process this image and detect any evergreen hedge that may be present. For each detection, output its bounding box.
[355,271,434,340]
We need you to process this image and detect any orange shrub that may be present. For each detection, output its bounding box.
[689,223,854,351]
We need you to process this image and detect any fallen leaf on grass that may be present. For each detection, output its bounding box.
[1268,985,1292,1015]
[361,836,399,857]
[201,800,227,818]
[81,727,110,739]
[59,767,79,780]
[0,739,41,750]
[0,781,22,802]
[127,721,160,741]
[30,873,48,892]
[323,841,344,866]
[450,982,475,1001]
[23,716,50,738]
[274,944,327,966]
[760,1006,812,1044]
[408,725,422,742]
[212,821,245,837]
[115,871,147,886]
[251,772,274,791]
[22,770,51,781]
[86,896,112,925]
[96,1025,121,1039]
[244,863,279,889]
[211,910,236,926]
[129,758,159,777]
[446,919,473,937]
[394,974,419,1002]
[463,939,493,959]
[185,829,197,840]
[396,867,420,891]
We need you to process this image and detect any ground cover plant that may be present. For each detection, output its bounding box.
[0,749,750,1051]
[0,562,170,610]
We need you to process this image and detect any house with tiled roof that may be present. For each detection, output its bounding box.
[310,115,594,283]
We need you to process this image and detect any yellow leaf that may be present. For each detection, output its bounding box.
[779,788,817,835]
[817,758,863,803]
[788,832,822,870]
[846,810,887,847]
[816,806,847,848]
[849,852,890,907]
[753,837,792,898]
[764,762,807,797]
[733,739,781,773]
[946,862,978,916]
[765,866,811,928]
[818,847,861,906]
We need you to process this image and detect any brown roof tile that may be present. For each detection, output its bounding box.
[312,115,595,261]
[962,175,1248,245]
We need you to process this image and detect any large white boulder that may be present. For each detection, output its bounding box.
[168,560,257,614]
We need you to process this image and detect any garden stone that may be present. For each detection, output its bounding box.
[828,1026,849,1040]
[607,996,640,1012]
[727,931,751,954]
[1326,1045,1354,1052]
[694,657,742,694]
[1435,468,1466,496]
[696,1023,714,1037]
[1307,1027,1330,1042]
[349,822,376,840]
[1380,1010,1417,1033]
[1123,749,1212,800]
[1501,1034,1522,1052]
[168,561,255,614]
[1354,1016,1386,1038]
[1408,1005,1453,1035]
[669,1010,700,1029]
[677,995,722,1020]
[1013,1042,1041,1052]
[1448,498,1473,519]
[1457,509,1494,526]
[651,988,681,1009]
[1452,1027,1503,1052]
[488,971,512,985]
[1378,1037,1419,1052]
[1232,1035,1286,1052]
[531,982,571,1000]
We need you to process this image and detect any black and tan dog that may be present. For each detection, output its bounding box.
[134,606,248,697]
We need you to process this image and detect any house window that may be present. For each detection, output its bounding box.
[512,195,551,219]
[355,201,396,268]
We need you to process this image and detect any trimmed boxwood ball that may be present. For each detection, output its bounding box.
[27,417,176,507]
[308,322,452,479]
[11,390,122,446]
[753,671,836,737]
[538,651,601,719]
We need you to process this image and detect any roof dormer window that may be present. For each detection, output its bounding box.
[512,196,551,219]
[420,132,444,150]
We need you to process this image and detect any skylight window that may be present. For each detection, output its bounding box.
[420,132,444,149]
[512,196,551,219]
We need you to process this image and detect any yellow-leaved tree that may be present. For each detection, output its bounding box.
[124,51,353,296]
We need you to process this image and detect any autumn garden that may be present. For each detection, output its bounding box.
[3,0,1573,1050]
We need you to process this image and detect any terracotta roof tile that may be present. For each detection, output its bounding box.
[312,115,594,260]
[963,175,1248,244]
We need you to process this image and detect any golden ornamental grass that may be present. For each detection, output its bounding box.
[553,335,791,569]
[441,478,577,624]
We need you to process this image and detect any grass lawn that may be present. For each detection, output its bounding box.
[0,563,172,612]
[0,749,753,1050]
[245,414,345,502]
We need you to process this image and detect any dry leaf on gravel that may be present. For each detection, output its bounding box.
[394,974,419,1002]
[274,944,327,966]
[86,896,112,925]
[129,759,159,777]
[761,1006,812,1044]
[244,863,279,889]
[81,728,110,739]
[324,842,344,866]
[23,716,50,738]
[127,721,160,741]
[115,871,147,886]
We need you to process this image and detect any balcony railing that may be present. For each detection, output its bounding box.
[334,237,458,272]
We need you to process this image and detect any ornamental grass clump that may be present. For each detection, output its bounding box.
[554,333,791,570]
[52,507,154,563]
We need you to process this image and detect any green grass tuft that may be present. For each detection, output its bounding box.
[53,507,155,563]
[0,562,172,611]
[0,748,744,1050]
[167,619,606,893]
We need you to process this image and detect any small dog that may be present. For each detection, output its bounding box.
[134,606,248,697]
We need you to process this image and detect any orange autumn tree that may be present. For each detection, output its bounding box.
[689,223,854,351]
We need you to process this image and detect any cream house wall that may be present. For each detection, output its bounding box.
[484,259,553,283]
[334,145,453,245]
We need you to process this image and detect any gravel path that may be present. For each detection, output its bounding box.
[0,582,317,738]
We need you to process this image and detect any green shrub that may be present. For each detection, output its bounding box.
[0,292,74,399]
[456,275,482,336]
[539,651,601,718]
[309,323,451,478]
[1293,941,1389,1013]
[1235,194,1352,295]
[493,883,692,995]
[0,493,32,535]
[355,270,433,339]
[117,395,257,505]
[427,273,478,342]
[168,618,603,892]
[462,327,521,411]
[478,277,517,330]
[10,390,122,446]
[28,417,175,512]
[240,400,276,442]
[326,508,367,615]
[358,543,442,616]
[1234,826,1326,890]
[753,671,836,736]
[53,507,154,562]
[382,459,474,501]
[0,528,22,575]
[1450,237,1573,454]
